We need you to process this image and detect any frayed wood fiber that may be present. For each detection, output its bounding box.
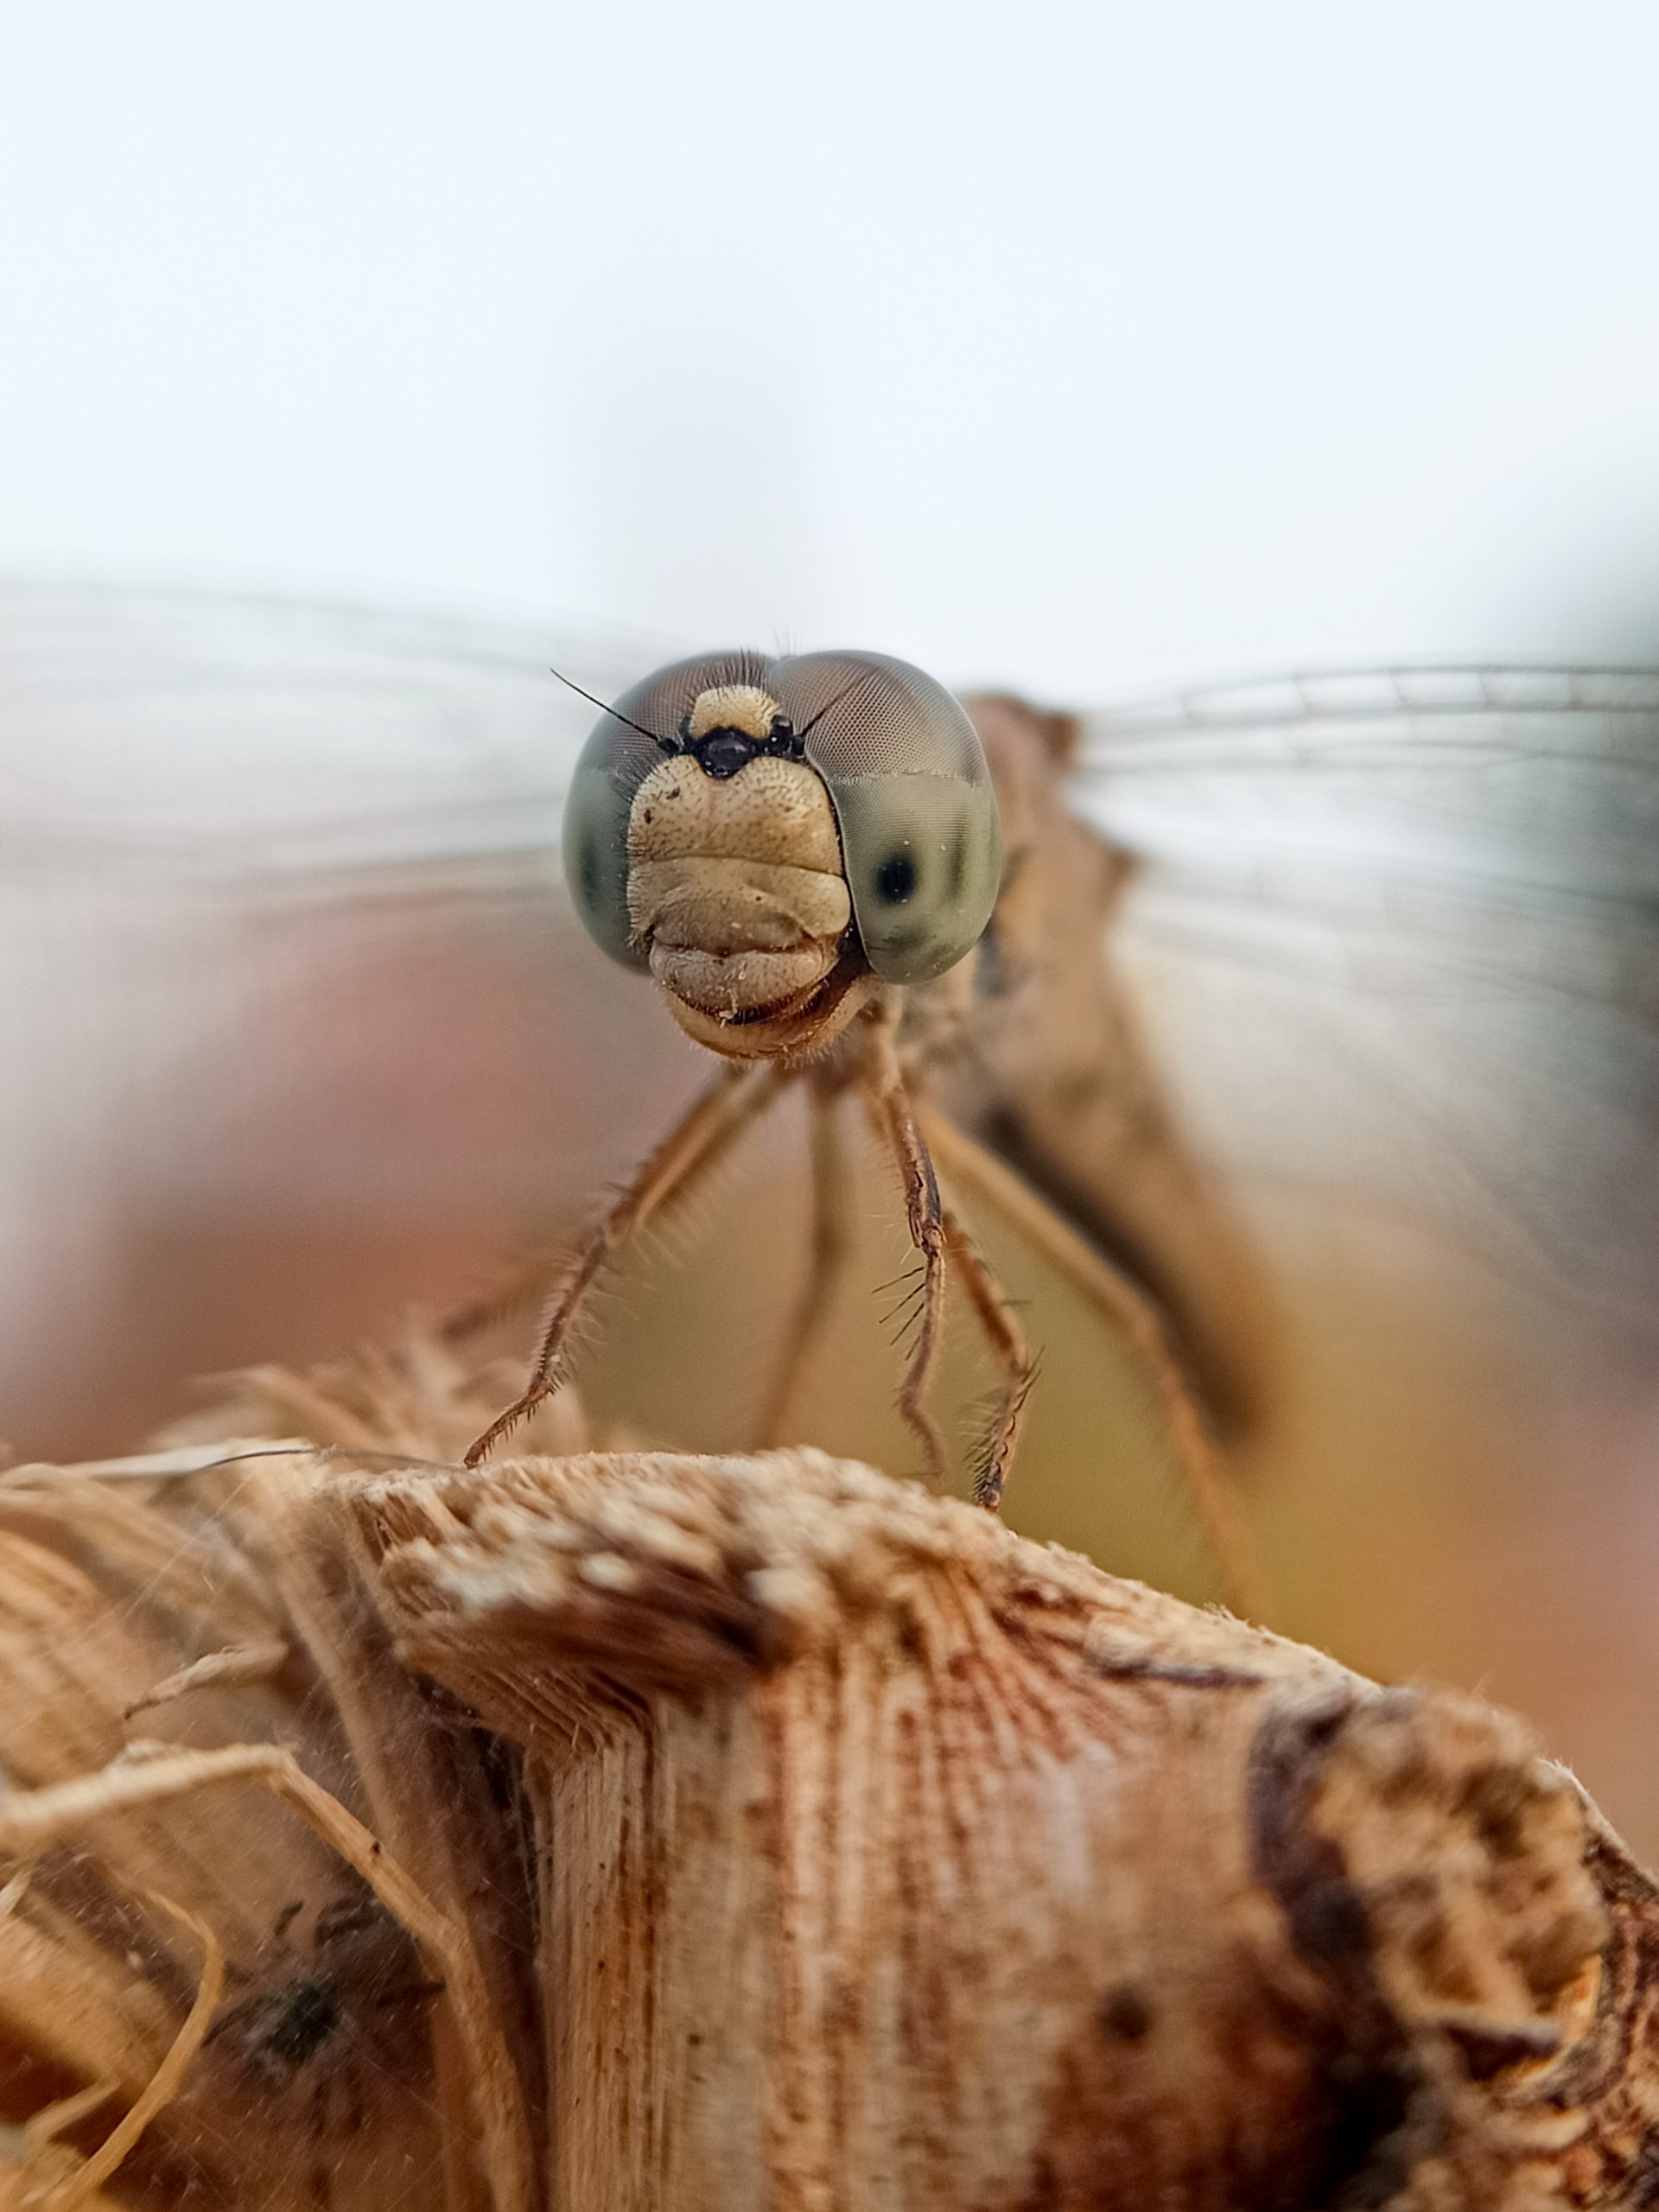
[0,1344,1656,2208]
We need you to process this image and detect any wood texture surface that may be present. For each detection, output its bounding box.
[0,1351,1656,2207]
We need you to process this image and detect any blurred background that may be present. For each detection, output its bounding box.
[4,3,1659,1850]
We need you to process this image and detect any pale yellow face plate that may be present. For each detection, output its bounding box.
[626,753,852,1022]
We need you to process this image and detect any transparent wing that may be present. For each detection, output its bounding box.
[0,576,648,865]
[0,582,692,1455]
[1072,670,1659,1360]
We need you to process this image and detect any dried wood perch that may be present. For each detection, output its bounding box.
[0,1351,1656,2209]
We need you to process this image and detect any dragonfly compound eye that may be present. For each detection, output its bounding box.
[562,650,777,971]
[779,648,1002,983]
[562,647,1001,989]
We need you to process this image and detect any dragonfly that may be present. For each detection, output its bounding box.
[4,585,1659,1616]
[447,645,1266,1591]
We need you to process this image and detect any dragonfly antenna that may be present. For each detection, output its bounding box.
[550,665,669,749]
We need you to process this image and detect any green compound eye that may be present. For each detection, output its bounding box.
[561,647,1001,986]
[561,650,774,970]
[779,650,1002,984]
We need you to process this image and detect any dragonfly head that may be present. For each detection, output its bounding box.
[562,651,1003,1058]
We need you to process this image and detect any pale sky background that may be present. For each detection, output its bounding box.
[3,1,1659,696]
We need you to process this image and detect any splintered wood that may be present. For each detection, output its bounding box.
[0,1352,1656,2209]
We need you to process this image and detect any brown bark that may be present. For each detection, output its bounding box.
[0,1350,1656,2207]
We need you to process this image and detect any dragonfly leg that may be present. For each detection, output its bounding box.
[463,1059,788,1466]
[918,1107,1268,1620]
[936,1199,1035,1513]
[439,1243,568,1348]
[753,1077,855,1450]
[858,1017,950,1492]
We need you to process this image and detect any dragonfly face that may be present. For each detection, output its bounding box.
[561,649,1003,1058]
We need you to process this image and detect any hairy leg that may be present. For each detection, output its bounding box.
[463,1060,789,1465]
[857,1015,949,1492]
[918,1106,1267,1618]
[936,1198,1035,1512]
[439,1244,574,1350]
[753,1077,856,1449]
